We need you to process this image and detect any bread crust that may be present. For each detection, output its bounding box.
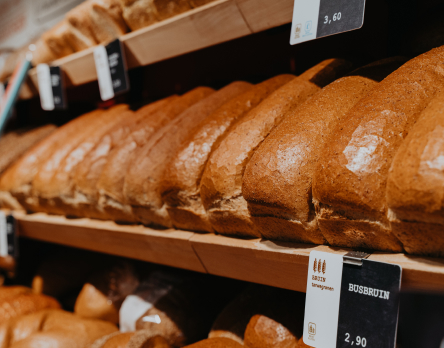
[125,83,250,227]
[387,90,444,256]
[41,21,75,59]
[242,58,406,244]
[201,59,350,238]
[90,0,128,44]
[313,46,444,252]
[65,1,99,51]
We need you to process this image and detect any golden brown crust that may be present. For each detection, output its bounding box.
[159,81,254,232]
[65,1,99,51]
[153,0,192,21]
[184,338,243,348]
[41,21,75,59]
[242,58,406,244]
[119,0,159,30]
[312,46,444,252]
[0,293,61,322]
[200,59,350,238]
[90,0,128,44]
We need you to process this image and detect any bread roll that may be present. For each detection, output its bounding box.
[0,286,31,303]
[32,105,130,216]
[97,88,209,222]
[242,58,407,244]
[125,83,249,227]
[90,0,128,44]
[184,338,242,348]
[200,59,351,237]
[74,97,175,220]
[312,46,444,252]
[129,335,171,348]
[244,314,298,348]
[65,1,99,51]
[387,90,444,256]
[0,109,104,212]
[160,77,298,232]
[0,293,61,322]
[92,332,135,348]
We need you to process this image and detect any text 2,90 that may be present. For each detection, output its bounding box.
[324,12,342,24]
[345,333,367,347]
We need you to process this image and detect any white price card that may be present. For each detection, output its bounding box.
[37,64,55,111]
[94,45,114,101]
[0,211,7,257]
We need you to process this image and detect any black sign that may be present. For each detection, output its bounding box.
[49,66,66,109]
[5,214,17,258]
[316,0,366,39]
[106,39,130,96]
[336,259,401,348]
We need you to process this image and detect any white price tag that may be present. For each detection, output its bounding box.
[119,295,153,332]
[94,45,114,101]
[303,251,343,348]
[37,64,55,111]
[0,211,8,257]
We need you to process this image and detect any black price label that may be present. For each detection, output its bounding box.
[37,64,66,110]
[0,213,17,258]
[290,0,366,45]
[50,66,66,109]
[337,260,401,348]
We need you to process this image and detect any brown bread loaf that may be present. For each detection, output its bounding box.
[74,97,175,220]
[92,332,135,348]
[312,46,444,252]
[65,1,99,51]
[242,58,407,244]
[0,293,61,322]
[200,59,351,237]
[97,88,210,222]
[160,77,297,232]
[32,105,131,216]
[184,338,243,348]
[0,286,31,303]
[41,21,75,60]
[387,90,444,256]
[244,314,298,348]
[129,335,171,348]
[124,82,250,227]
[0,109,104,212]
[90,0,128,44]
[31,39,58,66]
[0,309,117,348]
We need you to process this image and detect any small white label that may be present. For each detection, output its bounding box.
[303,251,343,348]
[37,64,55,111]
[94,45,114,101]
[0,212,8,257]
[290,0,320,45]
[119,295,153,332]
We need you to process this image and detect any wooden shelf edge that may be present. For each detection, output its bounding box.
[12,211,444,292]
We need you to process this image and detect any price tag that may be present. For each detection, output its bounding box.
[37,65,66,111]
[290,0,366,45]
[0,212,17,258]
[303,251,401,348]
[94,39,129,101]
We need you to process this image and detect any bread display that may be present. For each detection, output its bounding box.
[90,0,128,44]
[41,21,75,60]
[160,76,292,232]
[387,90,444,256]
[97,88,211,222]
[312,46,444,252]
[184,338,243,348]
[200,59,351,238]
[242,58,407,244]
[65,1,99,51]
[124,82,249,227]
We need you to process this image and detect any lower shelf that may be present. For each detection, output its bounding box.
[14,211,444,292]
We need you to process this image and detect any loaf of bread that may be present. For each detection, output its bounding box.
[184,338,243,348]
[244,314,298,348]
[74,262,139,324]
[65,1,99,51]
[387,90,444,256]
[129,335,171,348]
[0,292,61,322]
[200,59,351,237]
[31,38,58,66]
[312,46,444,252]
[74,97,175,220]
[0,286,31,302]
[0,309,117,348]
[160,77,297,232]
[242,58,407,244]
[97,88,209,222]
[32,104,130,216]
[41,21,75,60]
[0,109,104,212]
[124,83,250,227]
[91,0,128,44]
[92,332,135,348]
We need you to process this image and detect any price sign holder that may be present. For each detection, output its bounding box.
[303,250,401,348]
[0,212,18,275]
[94,38,130,101]
[37,64,67,111]
[290,0,366,45]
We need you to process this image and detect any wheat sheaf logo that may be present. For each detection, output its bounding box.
[313,258,326,274]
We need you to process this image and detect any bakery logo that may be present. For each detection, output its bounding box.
[294,23,302,38]
[313,258,326,274]
[304,20,312,36]
[308,322,316,341]
[349,283,390,300]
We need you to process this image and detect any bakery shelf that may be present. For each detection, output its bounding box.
[21,0,293,100]
[13,211,444,292]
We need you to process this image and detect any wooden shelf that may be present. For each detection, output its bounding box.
[20,0,293,99]
[13,211,444,293]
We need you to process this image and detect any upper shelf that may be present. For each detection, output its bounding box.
[14,211,444,293]
[19,0,293,100]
